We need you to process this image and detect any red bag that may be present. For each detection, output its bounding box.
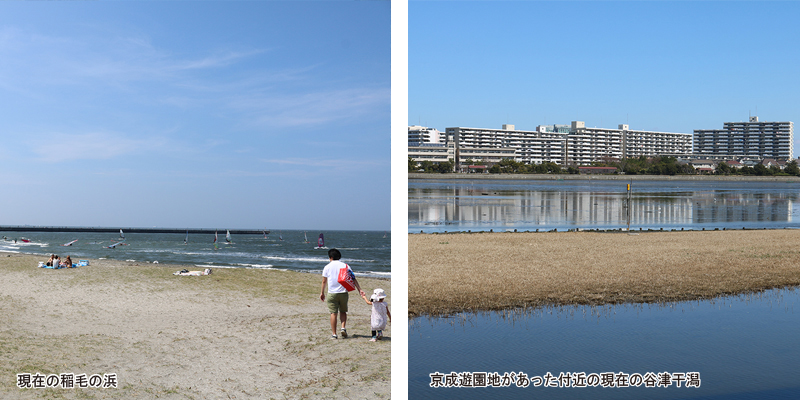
[337,264,356,292]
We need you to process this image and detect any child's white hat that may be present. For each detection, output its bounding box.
[371,288,386,301]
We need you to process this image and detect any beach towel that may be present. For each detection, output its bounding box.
[337,264,357,292]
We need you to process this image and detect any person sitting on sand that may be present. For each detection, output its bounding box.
[173,268,212,276]
[46,254,56,267]
[53,255,62,268]
[62,256,73,268]
[360,288,391,342]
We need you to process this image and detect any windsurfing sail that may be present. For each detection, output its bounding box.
[304,231,309,243]
[120,229,124,239]
[107,241,124,249]
[279,231,283,241]
[62,239,78,247]
[184,230,188,245]
[317,233,324,248]
[226,230,232,244]
[213,231,219,250]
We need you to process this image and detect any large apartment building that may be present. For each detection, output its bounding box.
[440,122,692,168]
[693,117,794,161]
[447,124,567,167]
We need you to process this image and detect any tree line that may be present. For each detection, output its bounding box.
[410,156,800,177]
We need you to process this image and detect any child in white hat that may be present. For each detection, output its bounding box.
[360,288,391,342]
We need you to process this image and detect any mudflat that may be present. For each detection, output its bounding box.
[0,252,390,399]
[409,230,800,317]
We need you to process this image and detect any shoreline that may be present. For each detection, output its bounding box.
[1,247,391,281]
[408,230,800,317]
[409,172,800,182]
[1,252,391,398]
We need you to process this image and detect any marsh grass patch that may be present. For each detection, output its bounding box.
[409,230,800,317]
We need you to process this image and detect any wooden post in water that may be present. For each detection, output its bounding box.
[627,180,632,232]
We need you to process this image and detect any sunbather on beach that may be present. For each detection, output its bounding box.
[62,256,73,268]
[173,268,212,276]
[45,254,56,267]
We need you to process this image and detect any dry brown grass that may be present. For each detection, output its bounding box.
[409,230,800,317]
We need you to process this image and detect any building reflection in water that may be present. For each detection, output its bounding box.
[409,182,797,232]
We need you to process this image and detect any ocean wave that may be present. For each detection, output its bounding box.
[355,271,391,279]
[261,255,328,263]
[239,263,278,270]
[193,263,280,271]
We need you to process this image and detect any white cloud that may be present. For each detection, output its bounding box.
[29,132,158,163]
[260,157,385,169]
[228,87,390,128]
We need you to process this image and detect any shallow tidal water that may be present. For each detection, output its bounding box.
[409,179,800,233]
[409,287,800,399]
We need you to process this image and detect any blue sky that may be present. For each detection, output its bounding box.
[0,1,390,231]
[410,1,800,149]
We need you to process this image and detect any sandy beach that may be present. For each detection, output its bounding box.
[409,229,800,317]
[0,252,390,399]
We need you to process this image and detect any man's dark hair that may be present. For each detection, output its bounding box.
[328,248,341,260]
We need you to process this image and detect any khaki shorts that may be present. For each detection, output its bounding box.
[326,292,349,314]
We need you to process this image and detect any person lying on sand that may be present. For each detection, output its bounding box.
[173,268,212,276]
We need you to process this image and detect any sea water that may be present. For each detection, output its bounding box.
[409,179,800,233]
[409,287,800,399]
[0,230,390,278]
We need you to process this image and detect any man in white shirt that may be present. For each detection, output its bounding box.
[320,248,366,339]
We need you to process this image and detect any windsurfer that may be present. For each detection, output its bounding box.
[319,248,365,339]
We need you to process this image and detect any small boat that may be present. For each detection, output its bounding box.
[20,238,31,243]
[314,233,327,249]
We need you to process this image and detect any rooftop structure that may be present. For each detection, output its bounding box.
[408,125,445,147]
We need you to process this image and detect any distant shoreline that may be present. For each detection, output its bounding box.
[409,173,800,182]
[0,226,267,234]
[0,226,385,234]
